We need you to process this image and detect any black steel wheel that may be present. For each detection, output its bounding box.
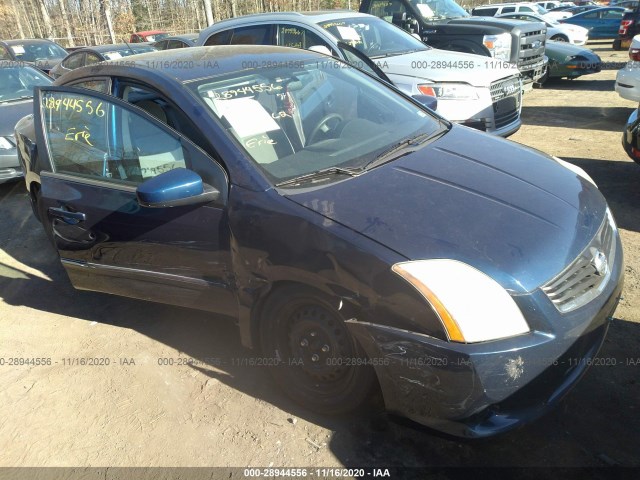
[259,286,376,414]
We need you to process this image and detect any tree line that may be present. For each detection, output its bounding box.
[0,0,361,47]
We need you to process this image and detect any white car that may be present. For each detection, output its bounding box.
[616,34,640,102]
[498,12,589,44]
[197,12,525,137]
[472,2,572,21]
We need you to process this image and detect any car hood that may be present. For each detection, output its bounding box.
[284,126,607,293]
[374,49,514,87]
[0,99,32,137]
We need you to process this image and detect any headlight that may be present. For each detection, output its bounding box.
[418,83,479,100]
[392,259,529,343]
[552,156,597,187]
[0,136,15,150]
[483,33,511,61]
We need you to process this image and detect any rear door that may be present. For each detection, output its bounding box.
[34,86,236,315]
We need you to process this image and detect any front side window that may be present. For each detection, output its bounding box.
[277,25,334,52]
[84,53,102,66]
[369,0,407,21]
[41,91,186,184]
[230,25,273,45]
[409,0,470,20]
[189,60,443,186]
[67,79,110,93]
[319,16,428,58]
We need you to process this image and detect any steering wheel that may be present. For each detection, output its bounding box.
[308,113,343,145]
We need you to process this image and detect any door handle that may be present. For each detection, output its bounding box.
[48,206,86,225]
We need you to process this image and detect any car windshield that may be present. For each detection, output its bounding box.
[189,60,444,186]
[8,42,67,62]
[0,65,53,102]
[410,0,470,20]
[319,17,429,58]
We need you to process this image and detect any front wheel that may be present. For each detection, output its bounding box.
[550,35,569,42]
[259,286,376,414]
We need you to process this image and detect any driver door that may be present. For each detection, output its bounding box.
[34,86,236,316]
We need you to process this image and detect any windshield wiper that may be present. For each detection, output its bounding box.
[275,166,363,188]
[363,130,442,171]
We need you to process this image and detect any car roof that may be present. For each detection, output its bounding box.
[163,34,198,42]
[200,10,371,33]
[62,45,324,84]
[76,43,154,54]
[3,38,60,46]
[572,6,626,14]
[475,3,541,7]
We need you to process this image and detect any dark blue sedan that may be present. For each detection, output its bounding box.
[560,7,627,39]
[14,46,623,438]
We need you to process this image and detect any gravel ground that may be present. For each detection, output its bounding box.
[0,41,639,471]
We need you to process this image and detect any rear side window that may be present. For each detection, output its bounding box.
[502,6,516,13]
[368,0,407,21]
[204,30,232,46]
[63,53,84,69]
[603,10,623,19]
[230,25,273,45]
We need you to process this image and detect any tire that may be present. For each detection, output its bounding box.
[550,35,569,42]
[259,286,377,415]
[613,39,622,51]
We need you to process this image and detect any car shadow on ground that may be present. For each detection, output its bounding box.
[562,157,640,234]
[1,182,639,469]
[521,105,632,131]
[538,78,617,91]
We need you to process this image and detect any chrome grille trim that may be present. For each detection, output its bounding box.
[542,210,617,313]
[490,76,522,102]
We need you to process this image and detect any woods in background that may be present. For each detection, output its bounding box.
[0,0,359,47]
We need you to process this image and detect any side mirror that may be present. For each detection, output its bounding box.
[412,94,438,111]
[136,167,220,208]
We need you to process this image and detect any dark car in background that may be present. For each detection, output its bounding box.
[0,39,67,74]
[622,107,640,163]
[14,46,623,438]
[0,63,52,183]
[49,43,157,79]
[543,40,602,80]
[153,34,198,50]
[616,5,640,49]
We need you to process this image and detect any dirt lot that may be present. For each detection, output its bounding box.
[1,41,639,472]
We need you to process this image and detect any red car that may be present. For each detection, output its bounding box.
[129,30,169,43]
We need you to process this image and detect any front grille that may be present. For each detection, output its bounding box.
[518,29,546,69]
[490,76,521,129]
[542,210,617,313]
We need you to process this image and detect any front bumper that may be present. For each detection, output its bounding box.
[616,65,640,102]
[347,235,624,438]
[0,149,23,184]
[519,57,548,88]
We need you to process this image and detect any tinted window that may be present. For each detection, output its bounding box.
[168,40,186,49]
[41,91,186,184]
[0,45,11,60]
[369,0,407,21]
[503,6,516,13]
[63,53,84,69]
[603,9,623,19]
[154,40,169,50]
[230,25,273,45]
[204,30,232,46]
[582,11,598,18]
[520,6,535,12]
[473,7,499,16]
